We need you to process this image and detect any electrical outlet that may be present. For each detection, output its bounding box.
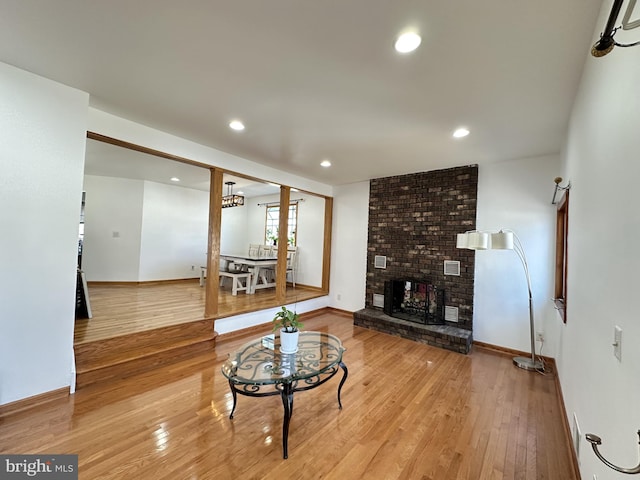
[536,331,544,342]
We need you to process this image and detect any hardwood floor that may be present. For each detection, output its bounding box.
[2,313,576,480]
[75,281,323,344]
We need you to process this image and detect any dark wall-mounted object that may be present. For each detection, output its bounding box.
[592,0,640,57]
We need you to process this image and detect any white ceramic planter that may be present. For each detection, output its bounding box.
[280,329,299,354]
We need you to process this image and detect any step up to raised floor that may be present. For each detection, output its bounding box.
[353,308,472,354]
[74,319,217,388]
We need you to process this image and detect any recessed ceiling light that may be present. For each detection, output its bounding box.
[236,190,244,195]
[320,160,332,167]
[395,31,421,53]
[453,128,470,138]
[170,177,180,182]
[229,120,245,131]
[268,182,280,187]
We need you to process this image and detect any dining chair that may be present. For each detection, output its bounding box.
[286,247,297,287]
[248,244,260,256]
[263,246,297,285]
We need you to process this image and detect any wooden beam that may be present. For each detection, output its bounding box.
[322,196,333,292]
[87,132,210,170]
[275,186,291,304]
[205,168,223,317]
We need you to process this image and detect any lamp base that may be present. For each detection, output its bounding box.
[513,356,543,371]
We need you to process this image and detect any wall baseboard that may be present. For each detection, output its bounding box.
[553,364,582,479]
[325,306,354,317]
[472,340,554,364]
[0,387,69,418]
[87,278,199,287]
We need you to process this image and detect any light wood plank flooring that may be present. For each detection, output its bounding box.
[3,313,576,480]
[75,281,322,344]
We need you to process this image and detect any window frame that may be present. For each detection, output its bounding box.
[264,203,298,246]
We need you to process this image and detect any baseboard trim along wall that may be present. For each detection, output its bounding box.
[0,387,69,418]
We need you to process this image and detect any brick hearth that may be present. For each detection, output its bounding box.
[354,308,472,354]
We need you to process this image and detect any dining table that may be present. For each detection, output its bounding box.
[220,254,278,294]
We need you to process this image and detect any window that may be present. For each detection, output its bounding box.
[265,203,298,246]
[554,190,569,322]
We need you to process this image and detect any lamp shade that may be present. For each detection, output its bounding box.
[467,232,489,250]
[456,233,469,249]
[491,231,514,250]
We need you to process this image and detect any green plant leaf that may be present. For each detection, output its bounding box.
[272,306,303,333]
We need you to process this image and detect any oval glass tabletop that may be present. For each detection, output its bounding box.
[221,331,345,385]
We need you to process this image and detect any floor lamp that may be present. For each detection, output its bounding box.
[456,229,543,371]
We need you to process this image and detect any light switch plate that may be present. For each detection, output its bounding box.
[614,326,622,362]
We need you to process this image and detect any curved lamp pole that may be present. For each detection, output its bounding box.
[456,229,543,371]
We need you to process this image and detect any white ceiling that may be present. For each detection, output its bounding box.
[84,139,279,197]
[1,0,603,186]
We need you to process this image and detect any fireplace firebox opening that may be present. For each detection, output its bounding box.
[383,279,445,325]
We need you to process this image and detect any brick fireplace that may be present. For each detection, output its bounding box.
[353,165,477,354]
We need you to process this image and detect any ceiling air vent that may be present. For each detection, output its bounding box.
[374,255,387,269]
[444,306,459,323]
[444,260,460,276]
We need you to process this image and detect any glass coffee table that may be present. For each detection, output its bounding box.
[221,331,348,459]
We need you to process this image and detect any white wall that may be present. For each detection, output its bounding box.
[138,181,208,281]
[83,176,208,281]
[246,194,271,244]
[82,175,144,281]
[0,62,88,405]
[294,193,325,287]
[329,181,370,312]
[474,154,558,355]
[220,204,249,256]
[555,1,640,476]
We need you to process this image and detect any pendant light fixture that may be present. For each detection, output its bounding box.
[222,181,245,208]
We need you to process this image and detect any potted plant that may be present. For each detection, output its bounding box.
[272,306,303,354]
[266,228,278,246]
